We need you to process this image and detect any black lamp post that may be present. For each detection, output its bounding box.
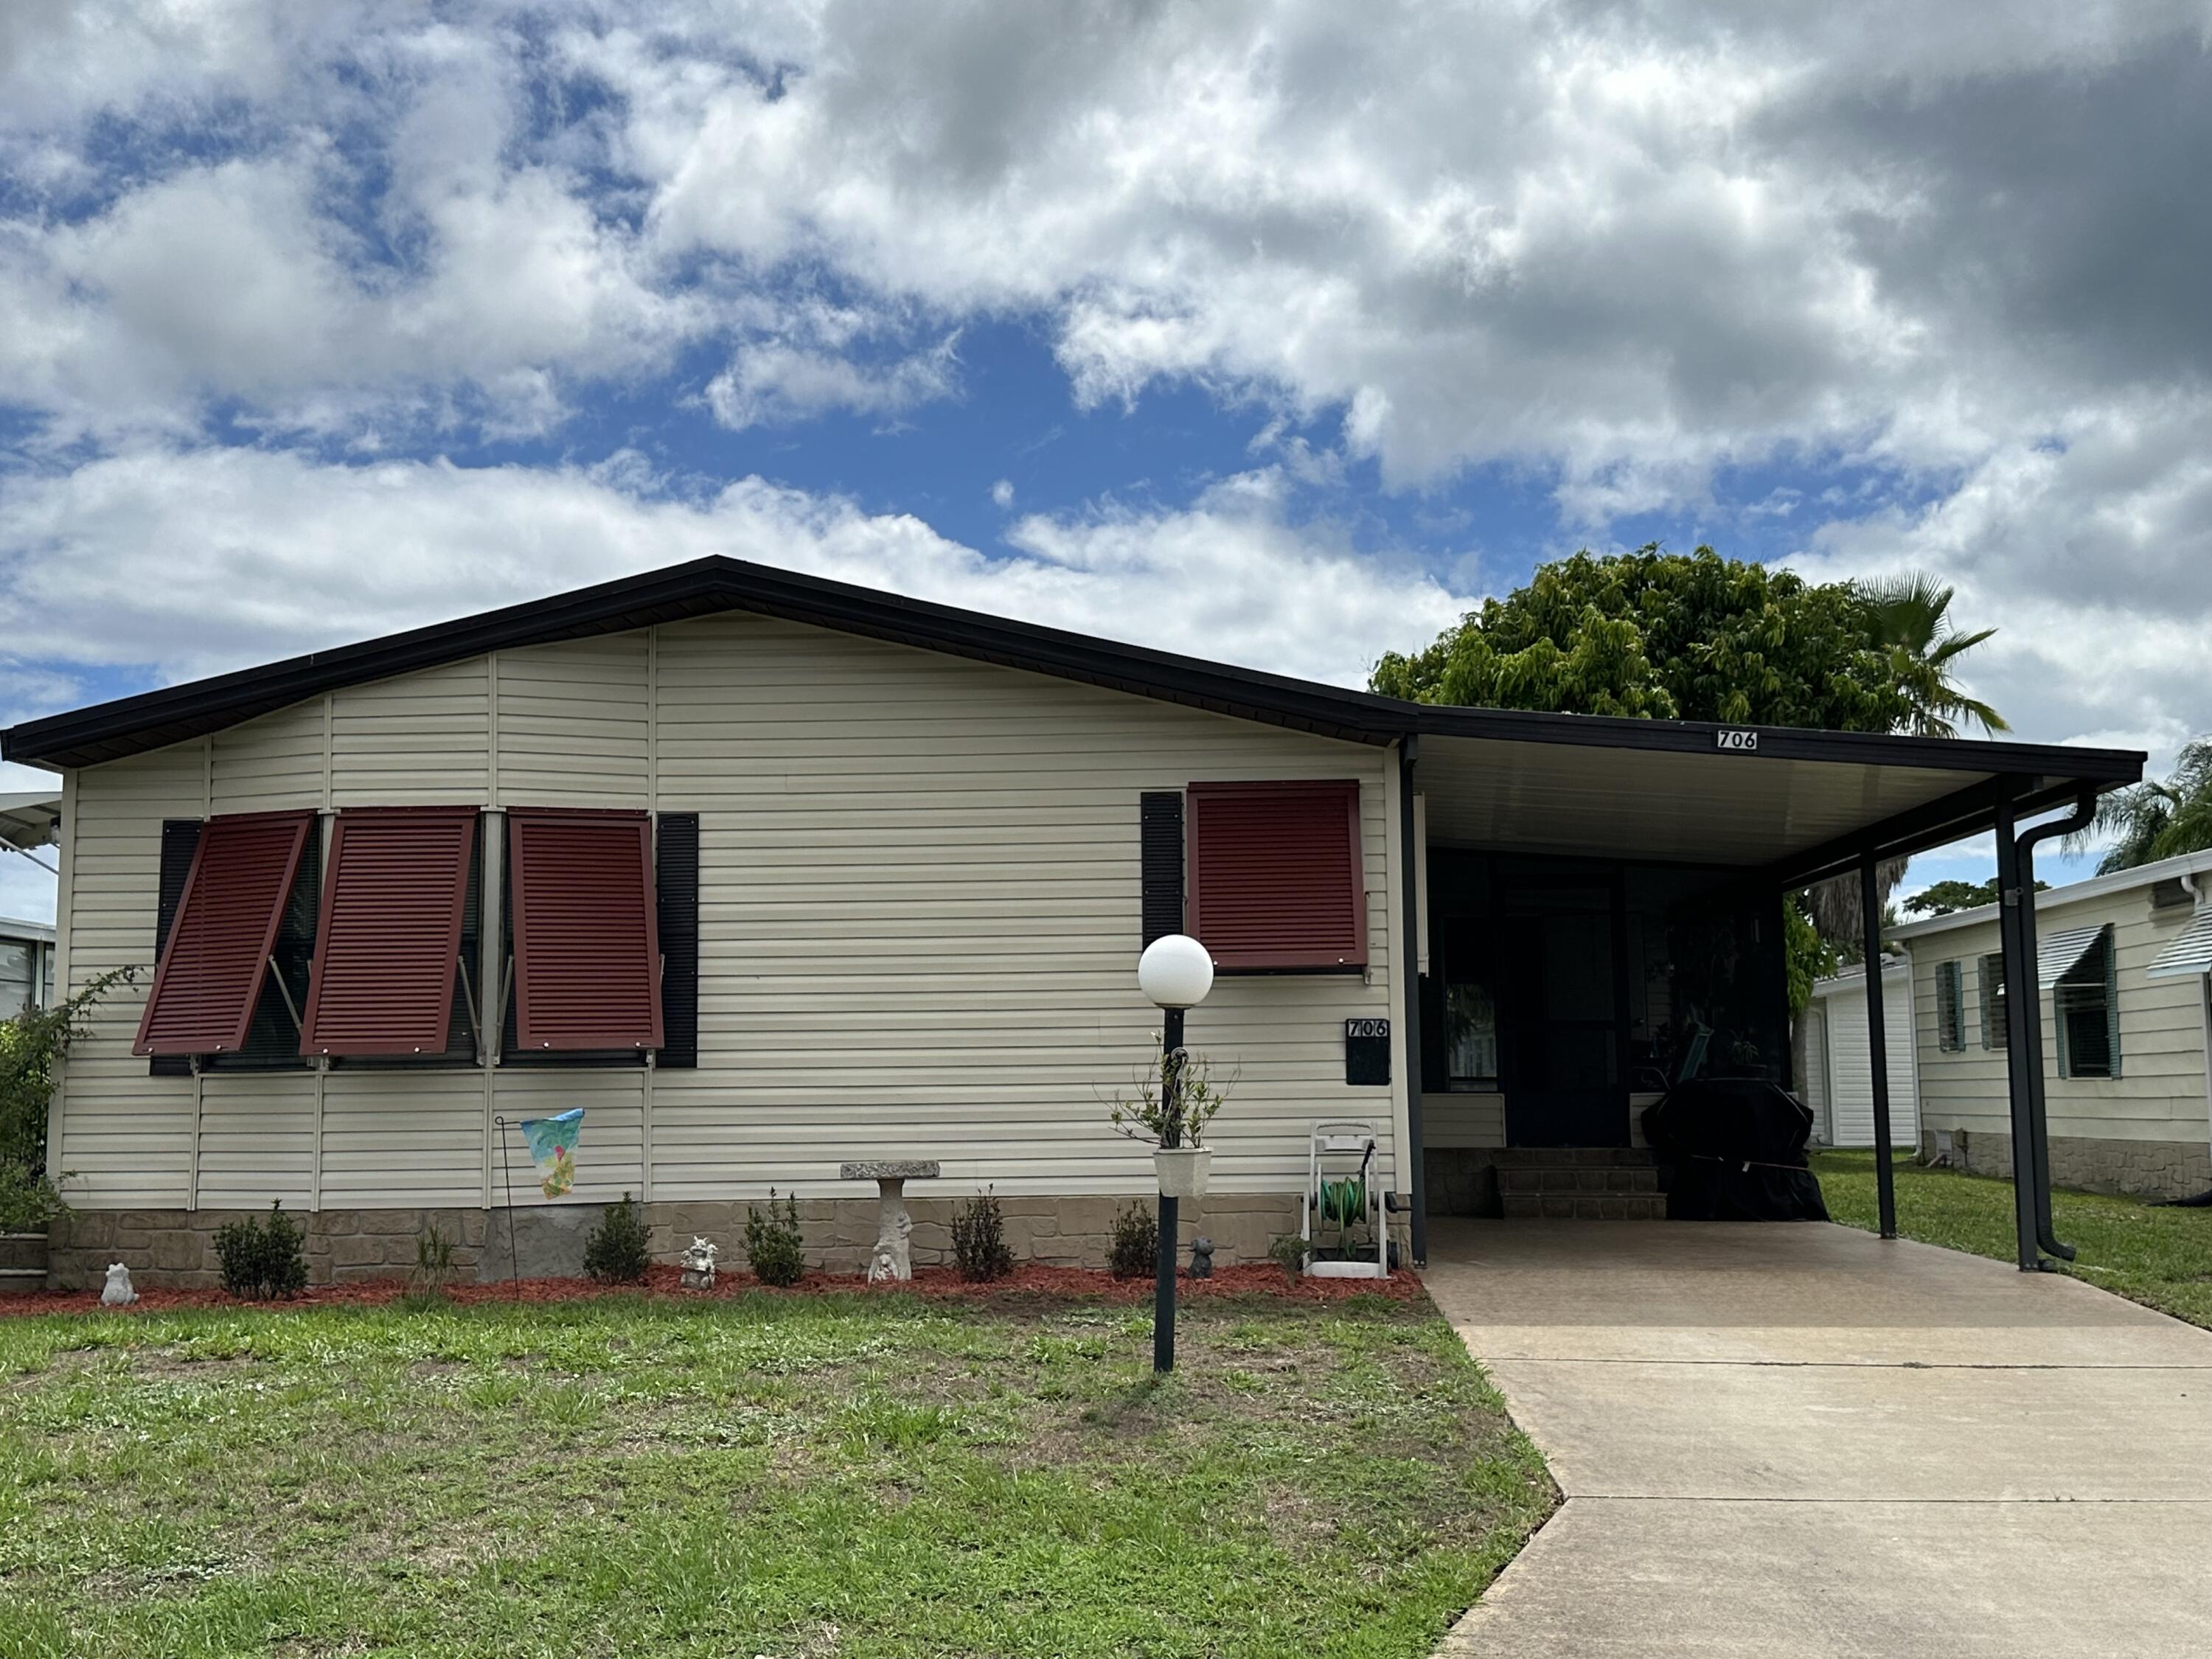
[1138,933,1214,1374]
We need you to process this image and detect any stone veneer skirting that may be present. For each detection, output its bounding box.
[46,1193,1318,1292]
[1921,1127,2212,1201]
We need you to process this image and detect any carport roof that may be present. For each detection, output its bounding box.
[0,554,2141,884]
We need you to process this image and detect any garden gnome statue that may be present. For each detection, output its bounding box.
[101,1262,138,1307]
[678,1236,719,1290]
[1188,1237,1214,1280]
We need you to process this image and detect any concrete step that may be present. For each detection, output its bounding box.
[1502,1192,1668,1221]
[0,1266,48,1287]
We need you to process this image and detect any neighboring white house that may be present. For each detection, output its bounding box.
[1802,956,1917,1150]
[1892,849,2212,1200]
[0,917,56,1016]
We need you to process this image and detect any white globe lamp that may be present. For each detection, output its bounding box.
[1138,933,1214,1010]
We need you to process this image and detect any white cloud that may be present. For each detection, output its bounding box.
[4,1,2212,761]
[991,479,1014,509]
[0,447,1473,691]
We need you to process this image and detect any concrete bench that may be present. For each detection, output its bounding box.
[840,1161,941,1281]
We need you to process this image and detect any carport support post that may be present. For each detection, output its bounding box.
[1994,790,2043,1271]
[1859,851,1898,1239]
[1398,737,1427,1266]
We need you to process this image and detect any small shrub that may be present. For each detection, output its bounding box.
[213,1200,309,1301]
[0,1162,69,1234]
[398,1220,458,1309]
[584,1192,651,1284]
[744,1191,806,1287]
[1267,1233,1310,1284]
[1107,1201,1158,1280]
[951,1187,1015,1281]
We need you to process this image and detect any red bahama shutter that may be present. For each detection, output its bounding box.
[1185,780,1366,970]
[299,807,478,1057]
[508,807,663,1051]
[133,810,316,1055]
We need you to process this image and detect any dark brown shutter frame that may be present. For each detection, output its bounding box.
[148,819,204,1076]
[299,807,479,1057]
[133,810,316,1055]
[655,812,700,1069]
[508,807,664,1051]
[1140,790,1186,947]
[1185,780,1367,971]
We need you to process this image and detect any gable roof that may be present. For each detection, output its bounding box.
[0,557,2149,804]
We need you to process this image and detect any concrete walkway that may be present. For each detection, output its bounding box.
[1423,1220,2212,1657]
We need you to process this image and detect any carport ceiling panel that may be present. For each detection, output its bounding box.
[1415,740,1989,865]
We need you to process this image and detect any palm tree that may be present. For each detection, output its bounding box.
[2068,740,2212,872]
[1858,572,2009,739]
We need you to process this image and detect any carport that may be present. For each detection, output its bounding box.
[1388,712,2142,1270]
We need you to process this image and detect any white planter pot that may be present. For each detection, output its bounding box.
[1153,1146,1212,1200]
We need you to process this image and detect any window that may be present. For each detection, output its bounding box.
[2055,925,2120,1079]
[1184,780,1366,970]
[1935,959,1965,1051]
[300,808,481,1061]
[504,808,663,1054]
[1979,953,2007,1049]
[1446,981,1499,1086]
[134,811,317,1058]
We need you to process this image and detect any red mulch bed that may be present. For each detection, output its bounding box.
[0,1260,1422,1320]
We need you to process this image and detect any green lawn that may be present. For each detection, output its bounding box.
[0,1291,1551,1659]
[1813,1150,2212,1329]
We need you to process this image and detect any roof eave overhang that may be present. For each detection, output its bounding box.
[0,555,2149,852]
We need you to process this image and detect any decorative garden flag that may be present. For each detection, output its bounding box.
[518,1108,585,1198]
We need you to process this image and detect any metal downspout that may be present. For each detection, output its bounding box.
[1398,737,1427,1266]
[1860,850,1898,1238]
[2011,788,2098,1264]
[1993,789,2043,1270]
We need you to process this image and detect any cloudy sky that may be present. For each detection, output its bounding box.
[5,0,2211,921]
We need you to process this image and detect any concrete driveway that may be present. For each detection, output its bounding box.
[1423,1220,2212,1657]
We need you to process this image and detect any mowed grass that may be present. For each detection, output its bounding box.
[1814,1149,2212,1328]
[0,1290,1552,1659]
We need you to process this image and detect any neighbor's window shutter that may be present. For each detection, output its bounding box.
[1979,953,2006,1050]
[655,812,700,1069]
[148,819,204,1077]
[507,807,664,1051]
[299,807,479,1057]
[1185,780,1366,970]
[133,811,316,1056]
[1139,790,1186,947]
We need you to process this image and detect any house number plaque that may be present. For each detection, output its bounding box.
[1344,1018,1391,1086]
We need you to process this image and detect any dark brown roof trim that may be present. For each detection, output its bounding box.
[0,554,2147,792]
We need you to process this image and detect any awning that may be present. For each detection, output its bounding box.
[0,792,60,851]
[508,808,663,1051]
[133,811,315,1055]
[299,807,478,1057]
[2147,908,2212,981]
[2037,923,2110,991]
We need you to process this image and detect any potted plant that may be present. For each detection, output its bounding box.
[1109,1043,1234,1199]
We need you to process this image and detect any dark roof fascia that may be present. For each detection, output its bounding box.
[1407,703,2143,785]
[0,554,2150,796]
[0,556,1413,768]
[1764,773,2116,892]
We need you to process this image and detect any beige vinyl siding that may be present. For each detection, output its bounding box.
[333,658,489,805]
[54,613,1399,1212]
[54,740,204,1207]
[1910,894,2212,1145]
[494,634,651,807]
[1425,1092,1505,1148]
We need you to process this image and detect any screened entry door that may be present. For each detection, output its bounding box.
[1503,888,1627,1147]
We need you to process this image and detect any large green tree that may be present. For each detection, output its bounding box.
[1371,546,1913,731]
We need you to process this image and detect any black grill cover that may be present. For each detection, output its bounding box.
[1641,1079,1829,1222]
